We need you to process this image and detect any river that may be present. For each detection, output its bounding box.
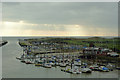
[2,37,119,78]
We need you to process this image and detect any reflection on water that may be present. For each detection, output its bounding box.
[2,37,119,78]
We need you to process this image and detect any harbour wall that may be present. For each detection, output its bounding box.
[0,41,8,47]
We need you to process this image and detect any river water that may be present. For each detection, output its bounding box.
[2,37,119,78]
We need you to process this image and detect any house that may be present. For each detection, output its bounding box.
[83,47,113,56]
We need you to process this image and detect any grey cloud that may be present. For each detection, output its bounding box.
[20,24,66,31]
[2,2,118,31]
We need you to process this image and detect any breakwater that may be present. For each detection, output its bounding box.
[0,40,8,47]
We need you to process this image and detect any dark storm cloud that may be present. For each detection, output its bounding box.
[3,2,118,26]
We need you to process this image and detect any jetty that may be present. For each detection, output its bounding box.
[0,40,8,47]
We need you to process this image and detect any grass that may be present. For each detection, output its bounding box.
[22,37,120,53]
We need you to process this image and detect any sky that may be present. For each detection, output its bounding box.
[1,2,118,36]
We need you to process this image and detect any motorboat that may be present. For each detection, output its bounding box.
[35,61,43,66]
[65,66,71,72]
[25,61,33,64]
[116,67,120,70]
[21,58,26,63]
[59,63,67,67]
[43,63,52,68]
[99,66,109,72]
[76,69,82,74]
[74,59,81,66]
[89,65,99,71]
[61,68,66,72]
[49,61,55,67]
[81,68,92,73]
[74,61,81,66]
[16,57,22,60]
[55,62,60,66]
[71,69,77,74]
[64,66,81,74]
[25,59,34,64]
[21,60,26,63]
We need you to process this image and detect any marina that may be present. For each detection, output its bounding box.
[15,50,119,74]
[1,2,119,79]
[2,37,119,78]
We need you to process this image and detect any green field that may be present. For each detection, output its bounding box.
[21,37,120,53]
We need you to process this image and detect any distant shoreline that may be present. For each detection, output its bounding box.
[1,36,119,39]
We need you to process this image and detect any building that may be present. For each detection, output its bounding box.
[83,47,113,56]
